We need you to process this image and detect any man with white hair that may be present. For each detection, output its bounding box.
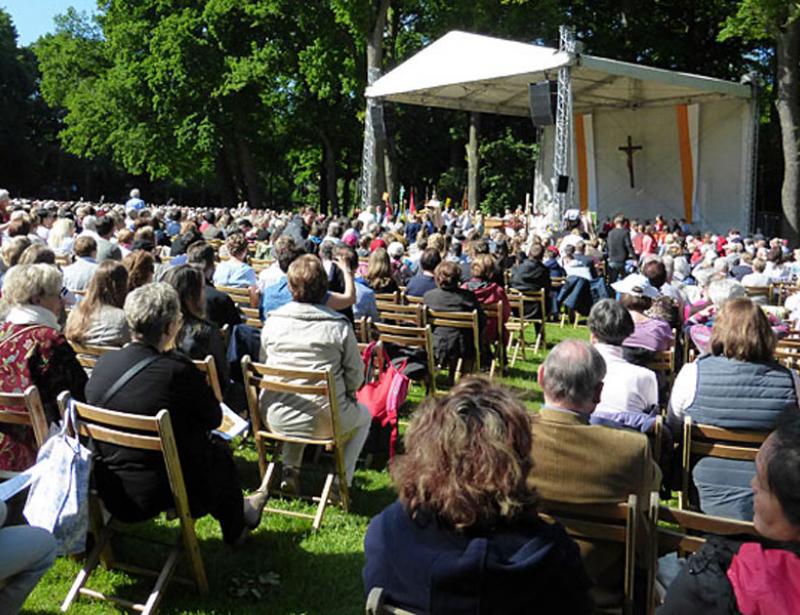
[0,189,10,222]
[125,188,145,211]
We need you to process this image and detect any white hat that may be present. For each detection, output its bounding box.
[388,241,405,258]
[611,273,659,299]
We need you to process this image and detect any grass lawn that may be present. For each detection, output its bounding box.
[24,323,589,615]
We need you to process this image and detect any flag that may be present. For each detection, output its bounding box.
[384,192,393,219]
[409,189,416,215]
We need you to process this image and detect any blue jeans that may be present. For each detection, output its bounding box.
[693,457,755,521]
[0,525,57,613]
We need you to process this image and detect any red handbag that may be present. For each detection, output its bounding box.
[357,342,409,458]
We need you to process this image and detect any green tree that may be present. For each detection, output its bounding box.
[479,127,538,215]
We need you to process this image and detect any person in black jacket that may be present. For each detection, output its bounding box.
[364,376,593,614]
[510,244,552,318]
[606,215,635,283]
[86,283,267,546]
[187,241,242,330]
[659,412,800,614]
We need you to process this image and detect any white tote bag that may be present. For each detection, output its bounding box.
[23,401,92,555]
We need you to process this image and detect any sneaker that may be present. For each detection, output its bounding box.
[243,490,269,529]
[280,466,299,495]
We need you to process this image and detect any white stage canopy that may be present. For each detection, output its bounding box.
[367,31,758,233]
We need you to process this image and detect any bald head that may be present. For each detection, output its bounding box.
[538,339,606,413]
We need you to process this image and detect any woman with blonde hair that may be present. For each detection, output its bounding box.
[65,261,130,347]
[364,247,398,294]
[46,217,75,256]
[364,377,591,613]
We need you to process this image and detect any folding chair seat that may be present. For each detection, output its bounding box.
[373,322,436,395]
[539,495,642,615]
[505,289,547,364]
[241,356,349,530]
[0,386,49,479]
[57,393,208,614]
[680,417,766,511]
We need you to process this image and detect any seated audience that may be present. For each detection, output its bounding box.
[0,264,87,471]
[122,249,155,291]
[86,283,268,545]
[363,247,398,295]
[341,246,379,323]
[363,376,593,614]
[65,261,131,347]
[404,248,441,297]
[660,412,800,614]
[163,265,229,393]
[612,273,673,363]
[424,261,486,382]
[0,500,57,613]
[213,233,256,288]
[510,244,552,312]
[46,217,75,256]
[668,298,798,520]
[187,241,242,329]
[532,339,661,609]
[461,254,510,348]
[62,235,98,294]
[588,299,658,432]
[259,255,370,495]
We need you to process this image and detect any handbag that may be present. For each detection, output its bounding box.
[23,400,92,555]
[356,341,409,460]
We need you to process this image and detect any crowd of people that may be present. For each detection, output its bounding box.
[0,186,799,613]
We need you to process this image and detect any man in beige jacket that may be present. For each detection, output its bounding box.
[531,339,661,609]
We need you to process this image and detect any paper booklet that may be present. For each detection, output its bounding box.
[213,403,249,441]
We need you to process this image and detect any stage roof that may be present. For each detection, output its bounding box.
[366,31,753,117]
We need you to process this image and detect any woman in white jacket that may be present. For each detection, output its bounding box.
[260,254,370,494]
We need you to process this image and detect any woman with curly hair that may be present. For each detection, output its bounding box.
[364,376,592,614]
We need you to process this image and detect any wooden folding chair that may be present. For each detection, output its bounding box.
[744,285,771,303]
[373,322,436,396]
[366,587,418,615]
[680,416,766,510]
[240,306,263,329]
[539,495,641,615]
[426,309,481,382]
[240,356,349,530]
[57,393,208,614]
[648,495,760,614]
[376,301,425,326]
[505,288,547,363]
[0,386,48,479]
[192,355,224,403]
[374,290,400,304]
[217,285,252,308]
[69,342,121,371]
[354,316,370,343]
[403,293,424,305]
[482,300,505,378]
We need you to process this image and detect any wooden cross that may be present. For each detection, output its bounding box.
[618,135,643,188]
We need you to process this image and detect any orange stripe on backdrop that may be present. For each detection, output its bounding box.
[676,104,694,224]
[574,113,588,213]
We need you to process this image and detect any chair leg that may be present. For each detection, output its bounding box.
[141,547,181,615]
[262,460,277,496]
[180,520,209,594]
[313,473,335,531]
[61,526,112,612]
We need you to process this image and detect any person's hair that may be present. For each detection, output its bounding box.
[124,282,180,346]
[337,245,359,272]
[765,411,800,526]
[642,259,667,289]
[541,339,606,407]
[117,229,134,246]
[2,236,30,268]
[2,263,63,306]
[226,232,248,258]
[588,299,635,345]
[767,246,783,264]
[710,297,775,362]
[366,248,393,290]
[753,258,766,273]
[741,252,754,265]
[420,248,442,273]
[708,278,746,307]
[74,235,97,257]
[96,216,115,237]
[470,254,495,281]
[47,218,74,251]
[391,376,538,530]
[186,241,216,272]
[163,265,205,321]
[122,250,155,291]
[434,260,462,290]
[7,217,31,237]
[65,261,129,343]
[528,244,544,261]
[286,254,328,304]
[18,244,56,265]
[619,293,652,312]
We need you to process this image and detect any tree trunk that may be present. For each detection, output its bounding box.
[214,152,237,207]
[319,129,339,215]
[777,18,800,243]
[466,111,481,212]
[233,103,264,209]
[362,0,390,209]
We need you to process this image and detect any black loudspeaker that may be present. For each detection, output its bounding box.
[529,81,558,127]
[556,175,570,193]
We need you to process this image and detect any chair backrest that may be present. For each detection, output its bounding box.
[217,285,252,307]
[0,385,49,458]
[374,291,400,304]
[656,503,759,555]
[240,306,263,329]
[56,392,194,533]
[539,495,639,615]
[240,356,340,445]
[354,316,370,343]
[373,322,436,394]
[376,302,425,326]
[192,355,224,403]
[426,309,481,371]
[69,342,121,370]
[482,300,505,369]
[404,293,424,305]
[744,285,771,300]
[507,288,547,321]
[681,416,767,509]
[643,348,676,390]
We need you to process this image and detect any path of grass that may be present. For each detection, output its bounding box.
[24,323,589,615]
